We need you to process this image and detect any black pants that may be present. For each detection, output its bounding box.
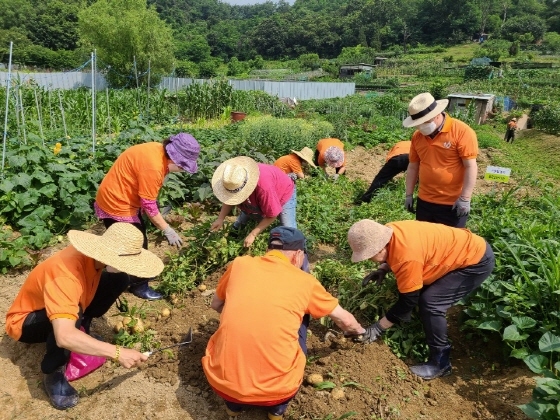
[419,243,495,347]
[102,215,148,250]
[416,197,468,228]
[19,272,130,374]
[361,154,409,202]
[504,129,515,143]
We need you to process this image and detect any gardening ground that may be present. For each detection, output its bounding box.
[0,143,539,420]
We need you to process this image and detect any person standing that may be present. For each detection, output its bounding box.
[314,138,346,180]
[274,147,316,180]
[5,223,164,409]
[403,92,478,228]
[94,133,200,300]
[347,219,495,380]
[504,117,517,143]
[202,226,365,419]
[210,156,296,247]
[358,140,411,203]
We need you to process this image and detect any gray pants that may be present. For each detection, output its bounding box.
[419,242,495,347]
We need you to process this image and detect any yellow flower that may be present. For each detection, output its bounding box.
[53,143,62,155]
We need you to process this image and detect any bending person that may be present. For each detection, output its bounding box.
[5,223,164,410]
[95,133,200,300]
[314,138,346,179]
[347,219,494,380]
[274,147,316,180]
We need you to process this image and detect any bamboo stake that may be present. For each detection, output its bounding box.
[19,89,27,145]
[57,90,68,139]
[33,87,44,145]
[1,41,13,178]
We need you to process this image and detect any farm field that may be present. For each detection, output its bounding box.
[1,131,557,420]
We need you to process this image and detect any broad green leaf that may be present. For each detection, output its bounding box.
[539,332,560,353]
[524,354,548,374]
[26,149,44,164]
[32,170,54,184]
[38,184,57,198]
[477,320,502,332]
[512,316,537,330]
[0,180,15,193]
[503,325,528,341]
[511,347,530,359]
[518,402,553,420]
[12,173,32,189]
[7,155,27,167]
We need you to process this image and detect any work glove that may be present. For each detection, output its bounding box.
[362,268,388,287]
[345,321,386,344]
[404,194,415,213]
[452,197,471,217]
[287,172,298,182]
[331,173,340,182]
[163,225,183,248]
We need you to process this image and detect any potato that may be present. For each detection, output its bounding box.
[306,373,324,386]
[114,321,124,333]
[161,308,171,318]
[198,284,207,292]
[330,387,345,400]
[132,318,144,334]
[171,297,179,305]
[122,316,132,326]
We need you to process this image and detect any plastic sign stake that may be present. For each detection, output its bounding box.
[484,166,511,183]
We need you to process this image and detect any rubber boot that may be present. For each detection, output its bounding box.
[409,344,452,380]
[129,280,163,301]
[43,366,79,410]
[268,414,283,420]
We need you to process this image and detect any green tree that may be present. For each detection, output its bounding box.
[542,32,560,54]
[175,34,212,62]
[78,0,174,87]
[500,15,547,41]
[28,0,84,51]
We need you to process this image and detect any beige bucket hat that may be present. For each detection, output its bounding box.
[347,219,393,263]
[291,147,316,168]
[211,156,260,205]
[67,223,164,278]
[402,92,449,128]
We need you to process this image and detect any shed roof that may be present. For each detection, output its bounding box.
[447,93,495,100]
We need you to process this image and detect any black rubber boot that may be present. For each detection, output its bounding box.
[129,280,163,300]
[409,344,452,380]
[43,366,79,410]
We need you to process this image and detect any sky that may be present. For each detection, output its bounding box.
[221,0,295,5]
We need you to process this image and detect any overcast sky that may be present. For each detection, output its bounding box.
[221,0,295,5]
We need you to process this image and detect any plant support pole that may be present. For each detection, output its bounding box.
[1,41,13,177]
[106,87,111,138]
[19,89,27,145]
[33,87,44,146]
[91,50,96,153]
[57,90,68,139]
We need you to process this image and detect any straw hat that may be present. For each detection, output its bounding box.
[402,92,449,128]
[67,223,164,278]
[291,147,316,168]
[211,156,260,205]
[347,219,393,263]
[511,118,517,122]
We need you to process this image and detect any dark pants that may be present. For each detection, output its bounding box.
[416,197,468,228]
[504,129,515,143]
[19,272,130,374]
[361,154,409,203]
[419,243,495,347]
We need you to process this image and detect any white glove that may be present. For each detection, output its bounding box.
[163,226,182,248]
[452,197,471,217]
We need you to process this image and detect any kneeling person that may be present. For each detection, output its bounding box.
[202,226,365,419]
[5,223,164,410]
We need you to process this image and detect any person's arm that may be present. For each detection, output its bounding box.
[336,165,346,175]
[52,318,147,368]
[405,162,419,195]
[146,212,169,230]
[460,159,477,200]
[211,204,234,231]
[244,216,276,247]
[296,172,305,179]
[210,294,225,313]
[328,305,365,336]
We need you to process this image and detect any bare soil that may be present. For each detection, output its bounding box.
[0,147,534,420]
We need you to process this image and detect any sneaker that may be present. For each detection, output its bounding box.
[43,366,79,410]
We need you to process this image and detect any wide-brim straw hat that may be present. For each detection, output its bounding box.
[402,92,449,128]
[291,147,316,168]
[347,219,393,263]
[211,156,260,205]
[68,223,164,278]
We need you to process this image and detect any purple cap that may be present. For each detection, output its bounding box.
[165,133,200,174]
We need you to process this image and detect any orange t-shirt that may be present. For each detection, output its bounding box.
[508,121,517,130]
[386,220,487,294]
[5,246,103,340]
[274,154,303,175]
[202,251,338,403]
[386,141,411,162]
[95,142,169,217]
[409,115,478,205]
[316,138,346,168]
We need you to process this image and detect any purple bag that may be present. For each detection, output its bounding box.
[65,327,106,381]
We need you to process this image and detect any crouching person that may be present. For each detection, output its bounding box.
[5,223,164,409]
[202,226,365,419]
[346,219,495,380]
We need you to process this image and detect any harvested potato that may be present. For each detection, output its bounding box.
[161,308,171,317]
[132,318,144,333]
[198,284,207,292]
[306,373,324,386]
[114,321,124,333]
[330,387,345,400]
[122,316,132,326]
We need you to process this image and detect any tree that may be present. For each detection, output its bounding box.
[78,0,174,87]
[28,0,84,51]
[500,15,547,42]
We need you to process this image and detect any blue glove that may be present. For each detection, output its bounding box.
[452,197,471,217]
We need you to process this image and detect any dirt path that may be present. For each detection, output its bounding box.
[0,147,534,420]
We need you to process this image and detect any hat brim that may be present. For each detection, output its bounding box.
[350,226,393,263]
[291,150,316,168]
[68,231,164,278]
[211,156,260,205]
[402,99,449,128]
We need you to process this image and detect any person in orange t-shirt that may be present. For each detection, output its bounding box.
[358,140,411,203]
[403,93,478,228]
[202,227,365,420]
[5,223,164,410]
[504,117,517,143]
[347,219,495,381]
[314,138,346,179]
[274,147,316,181]
[95,133,199,300]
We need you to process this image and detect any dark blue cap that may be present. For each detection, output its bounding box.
[268,226,306,251]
